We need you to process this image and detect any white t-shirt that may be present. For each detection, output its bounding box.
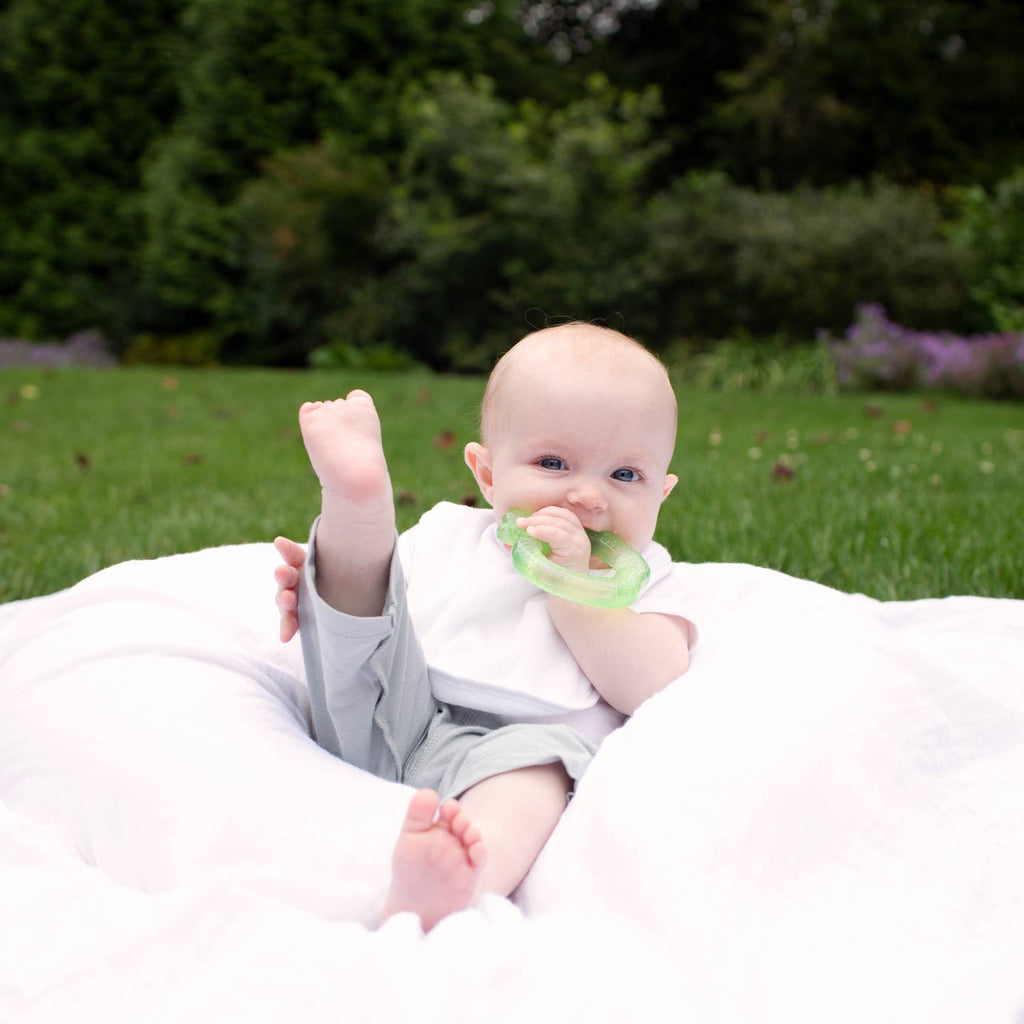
[398,502,697,745]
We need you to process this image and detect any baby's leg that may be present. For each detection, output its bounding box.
[382,764,570,930]
[299,391,395,617]
[458,763,571,900]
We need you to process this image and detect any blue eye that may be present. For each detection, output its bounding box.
[538,456,567,471]
[611,467,642,482]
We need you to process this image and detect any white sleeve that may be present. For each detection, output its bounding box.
[632,558,701,649]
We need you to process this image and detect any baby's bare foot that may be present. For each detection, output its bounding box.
[299,391,392,511]
[382,790,487,932]
[299,391,396,616]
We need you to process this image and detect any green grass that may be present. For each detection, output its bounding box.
[2,366,1022,603]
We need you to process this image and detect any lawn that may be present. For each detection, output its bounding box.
[1,365,1022,603]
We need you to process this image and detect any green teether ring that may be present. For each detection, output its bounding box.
[497,508,650,608]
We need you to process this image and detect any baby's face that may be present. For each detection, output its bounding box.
[473,361,678,552]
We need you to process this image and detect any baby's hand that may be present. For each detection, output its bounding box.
[273,536,306,642]
[515,507,591,573]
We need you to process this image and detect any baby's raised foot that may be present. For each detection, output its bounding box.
[298,391,392,509]
[382,790,487,932]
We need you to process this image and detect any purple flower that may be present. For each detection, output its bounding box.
[831,305,1024,400]
[0,331,116,369]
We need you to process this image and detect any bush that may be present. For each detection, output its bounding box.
[231,141,392,365]
[640,173,977,344]
[232,72,668,369]
[307,340,421,372]
[946,168,1024,333]
[827,304,1024,400]
[120,330,222,366]
[355,72,668,370]
[668,333,838,395]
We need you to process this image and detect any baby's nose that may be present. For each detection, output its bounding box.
[567,481,607,512]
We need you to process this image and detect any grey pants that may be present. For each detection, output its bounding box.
[298,524,596,800]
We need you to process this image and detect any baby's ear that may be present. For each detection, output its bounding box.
[464,442,494,501]
[661,473,679,502]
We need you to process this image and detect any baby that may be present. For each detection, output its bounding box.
[274,323,694,930]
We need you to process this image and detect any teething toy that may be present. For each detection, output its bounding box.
[497,508,650,608]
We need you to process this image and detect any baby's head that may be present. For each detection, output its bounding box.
[465,323,679,551]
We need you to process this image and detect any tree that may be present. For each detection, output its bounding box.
[554,0,1024,188]
[231,72,668,368]
[576,0,760,183]
[710,0,1024,187]
[137,0,572,354]
[0,0,184,338]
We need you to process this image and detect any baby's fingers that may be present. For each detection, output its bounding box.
[519,505,582,530]
[519,516,590,569]
[272,537,304,643]
[279,608,299,644]
[525,522,586,554]
[273,535,307,570]
[273,563,300,588]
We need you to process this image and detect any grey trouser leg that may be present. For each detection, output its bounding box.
[298,520,435,784]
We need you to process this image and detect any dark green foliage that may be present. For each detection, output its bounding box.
[2,0,1021,365]
[945,169,1024,333]
[232,73,667,369]
[230,141,393,365]
[582,0,1024,190]
[708,0,1024,188]
[367,73,668,369]
[0,0,184,338]
[164,76,985,366]
[640,173,977,342]
[135,0,491,350]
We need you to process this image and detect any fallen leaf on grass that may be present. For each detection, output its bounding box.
[461,495,478,507]
[183,452,203,465]
[865,403,885,418]
[434,430,456,449]
[74,453,90,472]
[892,420,913,435]
[771,459,795,481]
[396,490,418,506]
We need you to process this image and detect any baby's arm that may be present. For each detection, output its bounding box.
[546,600,690,715]
[518,507,690,715]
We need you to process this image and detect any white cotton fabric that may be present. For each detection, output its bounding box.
[398,502,697,744]
[1,542,1024,1023]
